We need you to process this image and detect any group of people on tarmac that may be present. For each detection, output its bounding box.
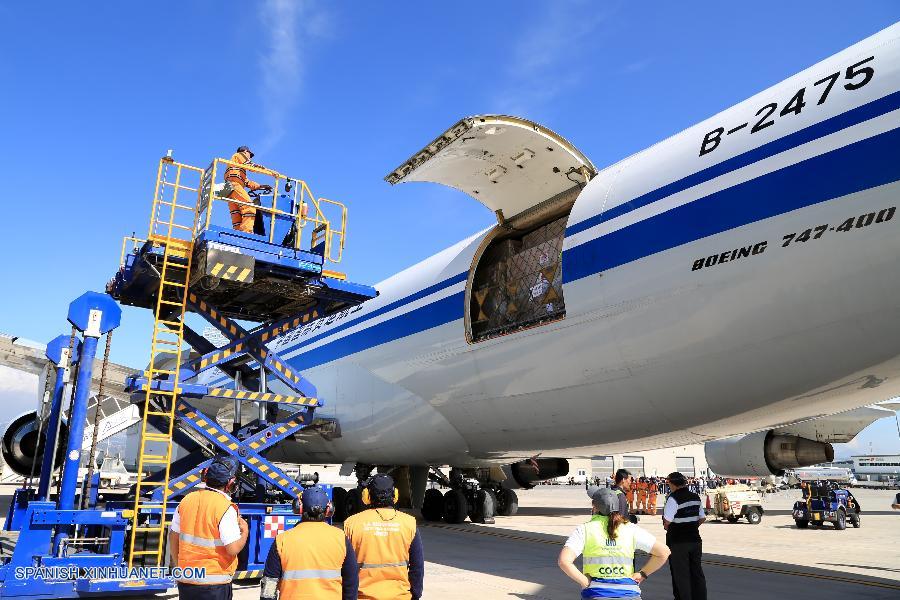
[169,457,423,600]
[560,469,708,600]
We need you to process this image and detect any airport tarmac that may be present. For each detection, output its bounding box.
[2,484,898,598]
[231,485,899,599]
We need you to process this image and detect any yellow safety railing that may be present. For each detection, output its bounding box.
[197,158,347,264]
[119,235,146,267]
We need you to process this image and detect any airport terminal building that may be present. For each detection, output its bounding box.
[568,445,709,482]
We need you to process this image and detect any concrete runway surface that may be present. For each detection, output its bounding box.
[2,484,898,598]
[219,486,900,599]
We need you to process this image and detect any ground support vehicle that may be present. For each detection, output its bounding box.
[706,484,764,524]
[792,482,861,529]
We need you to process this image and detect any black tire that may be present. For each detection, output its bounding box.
[443,489,468,524]
[850,512,860,528]
[471,489,496,524]
[422,488,445,522]
[496,488,519,517]
[811,520,823,528]
[343,487,365,519]
[795,519,809,529]
[331,487,348,522]
[834,509,847,530]
[726,515,739,524]
[746,508,762,525]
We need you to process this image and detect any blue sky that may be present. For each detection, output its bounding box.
[1,2,898,456]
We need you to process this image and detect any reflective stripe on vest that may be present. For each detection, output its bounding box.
[179,532,225,548]
[360,561,409,569]
[283,569,341,580]
[587,579,642,593]
[581,515,635,580]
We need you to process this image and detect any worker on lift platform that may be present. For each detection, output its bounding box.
[226,145,272,234]
[261,485,359,600]
[168,456,248,600]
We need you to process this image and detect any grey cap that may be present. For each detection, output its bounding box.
[590,487,619,516]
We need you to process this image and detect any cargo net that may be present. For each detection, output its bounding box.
[471,216,566,342]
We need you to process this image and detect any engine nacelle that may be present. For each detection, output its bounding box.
[1,411,67,478]
[501,458,569,489]
[705,430,834,478]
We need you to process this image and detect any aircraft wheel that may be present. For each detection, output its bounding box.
[343,488,365,519]
[331,487,348,521]
[496,488,519,516]
[471,489,496,524]
[422,488,445,522]
[443,489,468,524]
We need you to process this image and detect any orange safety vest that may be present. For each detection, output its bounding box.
[175,488,239,585]
[275,521,346,599]
[344,508,416,600]
[225,152,259,190]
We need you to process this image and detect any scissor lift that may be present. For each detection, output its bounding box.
[107,156,376,571]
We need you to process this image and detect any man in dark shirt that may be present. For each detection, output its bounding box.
[610,468,634,522]
[261,486,358,600]
[663,471,707,600]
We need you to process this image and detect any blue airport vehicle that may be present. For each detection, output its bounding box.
[0,154,374,598]
[792,481,861,530]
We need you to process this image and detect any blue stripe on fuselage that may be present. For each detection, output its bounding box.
[215,101,900,377]
[566,90,900,238]
[563,123,900,282]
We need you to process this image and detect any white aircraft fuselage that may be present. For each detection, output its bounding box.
[203,24,900,469]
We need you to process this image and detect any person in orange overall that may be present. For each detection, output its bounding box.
[626,482,635,514]
[225,146,271,233]
[647,479,659,515]
[637,479,648,514]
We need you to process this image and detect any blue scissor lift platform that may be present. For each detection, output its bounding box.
[0,155,376,598]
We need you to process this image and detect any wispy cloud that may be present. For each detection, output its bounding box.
[489,2,607,116]
[256,0,331,152]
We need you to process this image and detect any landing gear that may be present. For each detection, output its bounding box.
[470,488,495,524]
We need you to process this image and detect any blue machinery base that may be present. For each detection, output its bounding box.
[1,225,374,597]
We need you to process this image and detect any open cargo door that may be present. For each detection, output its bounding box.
[385,115,596,220]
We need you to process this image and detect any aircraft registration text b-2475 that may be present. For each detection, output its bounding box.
[691,205,896,271]
[699,55,877,156]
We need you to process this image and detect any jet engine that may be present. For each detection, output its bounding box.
[1,411,66,477]
[705,430,834,478]
[500,457,569,489]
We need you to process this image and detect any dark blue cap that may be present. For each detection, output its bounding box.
[368,474,395,504]
[205,456,238,486]
[301,485,330,512]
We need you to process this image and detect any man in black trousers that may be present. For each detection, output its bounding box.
[662,471,707,600]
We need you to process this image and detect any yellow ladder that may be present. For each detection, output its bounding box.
[128,158,202,568]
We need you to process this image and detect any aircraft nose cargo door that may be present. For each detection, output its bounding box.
[385,115,596,342]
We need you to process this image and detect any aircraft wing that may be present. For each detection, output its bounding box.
[385,115,596,220]
[772,400,900,443]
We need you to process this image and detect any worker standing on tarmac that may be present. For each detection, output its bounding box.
[260,485,359,600]
[662,471,707,600]
[343,474,424,600]
[168,456,248,600]
[225,146,271,233]
[559,487,670,599]
[647,479,658,515]
[610,469,636,523]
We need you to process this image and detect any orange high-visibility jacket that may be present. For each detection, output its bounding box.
[276,522,346,599]
[175,489,239,585]
[344,508,416,600]
[225,152,261,191]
